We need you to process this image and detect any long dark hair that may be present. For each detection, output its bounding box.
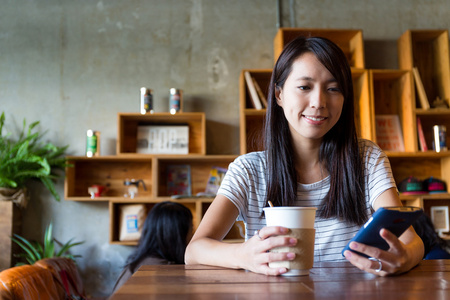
[265,36,366,225]
[125,201,193,273]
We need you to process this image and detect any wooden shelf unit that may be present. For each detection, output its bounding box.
[239,28,450,219]
[393,29,450,216]
[65,112,240,245]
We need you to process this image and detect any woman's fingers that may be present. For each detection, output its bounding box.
[344,229,408,276]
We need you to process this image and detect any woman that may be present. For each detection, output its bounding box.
[185,36,424,276]
[113,201,193,292]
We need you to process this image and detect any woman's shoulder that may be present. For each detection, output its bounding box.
[233,151,267,166]
[358,138,385,156]
[227,151,268,179]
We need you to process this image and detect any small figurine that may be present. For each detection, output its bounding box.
[124,179,147,199]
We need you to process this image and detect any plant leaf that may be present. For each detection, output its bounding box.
[11,234,39,263]
[40,177,60,201]
[56,239,85,257]
[43,223,55,258]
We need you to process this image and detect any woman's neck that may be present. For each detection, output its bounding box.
[293,139,326,184]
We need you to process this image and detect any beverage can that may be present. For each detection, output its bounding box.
[86,130,100,157]
[433,125,447,152]
[169,88,183,114]
[140,87,154,114]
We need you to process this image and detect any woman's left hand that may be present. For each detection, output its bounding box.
[343,228,409,276]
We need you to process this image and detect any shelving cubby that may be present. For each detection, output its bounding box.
[273,28,365,68]
[117,112,206,156]
[239,69,271,154]
[387,152,450,213]
[109,200,198,245]
[109,198,244,245]
[153,155,237,199]
[398,29,450,106]
[415,109,450,151]
[64,156,153,201]
[369,69,416,152]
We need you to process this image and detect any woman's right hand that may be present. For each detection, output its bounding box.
[237,226,298,275]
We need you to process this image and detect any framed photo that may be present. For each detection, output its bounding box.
[375,115,405,151]
[430,206,449,236]
[136,125,189,154]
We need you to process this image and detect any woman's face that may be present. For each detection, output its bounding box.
[276,52,344,144]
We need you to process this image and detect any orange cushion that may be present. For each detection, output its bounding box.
[0,264,63,300]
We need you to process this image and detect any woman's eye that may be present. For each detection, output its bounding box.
[298,86,310,90]
[328,87,341,92]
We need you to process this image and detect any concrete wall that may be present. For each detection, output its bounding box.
[2,0,449,297]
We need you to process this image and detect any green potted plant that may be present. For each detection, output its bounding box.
[11,222,84,265]
[0,111,69,204]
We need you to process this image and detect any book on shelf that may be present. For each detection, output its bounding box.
[251,77,268,108]
[244,71,263,109]
[167,164,192,196]
[375,115,405,152]
[412,67,430,110]
[204,166,228,195]
[417,117,428,152]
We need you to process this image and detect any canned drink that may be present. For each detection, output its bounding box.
[169,88,183,114]
[140,87,154,114]
[433,125,447,152]
[86,130,100,157]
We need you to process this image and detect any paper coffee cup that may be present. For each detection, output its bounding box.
[263,206,317,276]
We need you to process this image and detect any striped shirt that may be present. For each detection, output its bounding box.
[217,139,396,262]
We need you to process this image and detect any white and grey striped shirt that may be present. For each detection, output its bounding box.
[218,139,396,262]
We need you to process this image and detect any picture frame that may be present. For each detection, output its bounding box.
[375,115,405,152]
[136,125,189,154]
[430,206,450,236]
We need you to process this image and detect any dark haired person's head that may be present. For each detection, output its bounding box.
[265,36,365,225]
[266,36,355,151]
[127,201,193,272]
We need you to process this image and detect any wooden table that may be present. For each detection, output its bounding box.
[110,260,450,299]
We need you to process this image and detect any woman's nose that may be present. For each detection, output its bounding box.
[309,89,326,109]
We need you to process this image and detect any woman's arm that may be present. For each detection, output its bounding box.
[185,194,297,275]
[343,187,424,276]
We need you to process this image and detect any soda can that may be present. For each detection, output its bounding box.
[433,125,447,152]
[86,130,100,157]
[169,88,183,114]
[140,87,154,114]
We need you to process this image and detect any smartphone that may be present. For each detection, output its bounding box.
[342,206,423,257]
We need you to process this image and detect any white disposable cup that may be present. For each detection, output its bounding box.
[263,206,317,276]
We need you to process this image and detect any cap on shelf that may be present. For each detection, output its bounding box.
[423,177,447,194]
[398,176,427,195]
